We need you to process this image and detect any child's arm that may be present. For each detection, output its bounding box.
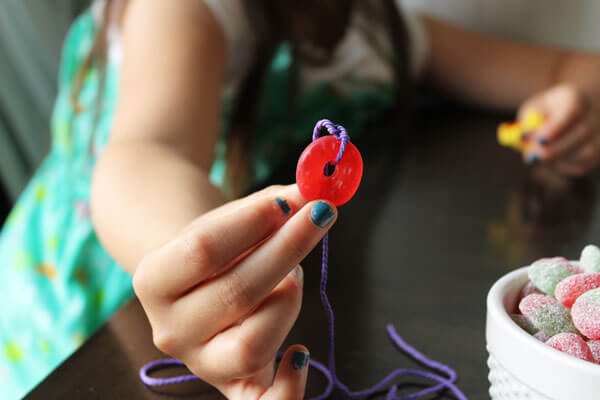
[91,0,226,271]
[90,2,328,398]
[422,16,600,175]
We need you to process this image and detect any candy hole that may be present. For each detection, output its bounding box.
[323,162,336,177]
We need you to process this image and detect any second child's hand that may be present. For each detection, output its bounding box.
[520,84,600,176]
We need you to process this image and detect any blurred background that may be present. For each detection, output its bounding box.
[0,0,88,221]
[1,0,599,222]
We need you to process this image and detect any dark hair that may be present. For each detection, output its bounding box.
[74,0,411,197]
[227,0,411,196]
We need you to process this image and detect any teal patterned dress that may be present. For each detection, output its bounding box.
[0,9,394,400]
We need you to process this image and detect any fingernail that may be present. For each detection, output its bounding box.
[291,351,309,370]
[527,153,540,165]
[291,265,303,285]
[275,197,291,216]
[310,201,335,228]
[538,137,548,145]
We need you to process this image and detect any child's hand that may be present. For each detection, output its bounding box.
[519,84,600,176]
[133,185,337,399]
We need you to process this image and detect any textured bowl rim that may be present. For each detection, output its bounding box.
[486,266,600,400]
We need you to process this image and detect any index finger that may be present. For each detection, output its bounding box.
[536,86,586,142]
[134,185,306,299]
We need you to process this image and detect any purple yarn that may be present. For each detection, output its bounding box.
[313,118,350,165]
[139,359,197,386]
[139,120,468,400]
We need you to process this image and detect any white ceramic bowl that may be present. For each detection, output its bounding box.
[486,266,600,400]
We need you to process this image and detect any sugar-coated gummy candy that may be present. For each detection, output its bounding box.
[528,257,575,296]
[555,273,600,308]
[587,340,600,364]
[520,281,541,300]
[510,314,538,335]
[570,261,584,274]
[546,333,595,362]
[572,288,600,340]
[519,294,577,336]
[533,331,551,342]
[581,245,600,274]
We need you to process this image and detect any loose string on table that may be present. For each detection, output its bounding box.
[139,119,468,400]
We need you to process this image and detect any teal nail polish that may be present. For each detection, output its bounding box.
[538,137,548,145]
[528,154,540,165]
[310,201,335,228]
[275,198,291,216]
[291,351,309,370]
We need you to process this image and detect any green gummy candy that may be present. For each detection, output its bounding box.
[529,301,577,337]
[510,314,538,335]
[577,287,600,304]
[528,258,574,296]
[581,245,600,274]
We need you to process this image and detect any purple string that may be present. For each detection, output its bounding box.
[140,120,467,400]
[139,359,197,386]
[313,118,350,166]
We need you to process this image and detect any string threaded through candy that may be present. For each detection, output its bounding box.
[140,120,467,400]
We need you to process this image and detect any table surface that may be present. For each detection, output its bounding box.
[25,107,600,400]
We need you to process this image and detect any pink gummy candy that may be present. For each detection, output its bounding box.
[519,294,576,336]
[572,288,600,340]
[520,281,542,300]
[555,273,600,308]
[546,333,595,362]
[587,340,600,364]
[533,331,551,342]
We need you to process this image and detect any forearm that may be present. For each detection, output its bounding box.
[421,16,600,109]
[556,51,600,101]
[91,139,225,274]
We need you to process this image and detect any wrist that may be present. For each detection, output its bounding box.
[555,51,600,103]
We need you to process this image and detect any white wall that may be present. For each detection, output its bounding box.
[402,0,600,52]
[0,0,87,200]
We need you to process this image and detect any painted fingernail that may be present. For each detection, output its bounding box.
[291,351,309,370]
[527,153,540,165]
[538,137,548,145]
[310,201,335,228]
[275,197,291,216]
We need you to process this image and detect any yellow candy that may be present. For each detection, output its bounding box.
[497,110,545,153]
[497,122,525,151]
[521,109,545,132]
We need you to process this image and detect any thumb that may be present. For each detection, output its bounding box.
[261,345,310,400]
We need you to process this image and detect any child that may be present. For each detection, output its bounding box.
[2,0,600,398]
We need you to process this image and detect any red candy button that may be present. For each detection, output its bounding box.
[296,135,363,206]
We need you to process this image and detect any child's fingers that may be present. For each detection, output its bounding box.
[177,200,336,338]
[553,160,587,177]
[535,120,590,161]
[195,270,303,380]
[568,140,600,168]
[552,141,600,176]
[535,84,586,142]
[185,184,305,232]
[261,345,310,400]
[134,188,303,299]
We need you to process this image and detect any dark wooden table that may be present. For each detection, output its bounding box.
[25,107,600,399]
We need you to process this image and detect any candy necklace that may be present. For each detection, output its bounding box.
[140,119,467,399]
